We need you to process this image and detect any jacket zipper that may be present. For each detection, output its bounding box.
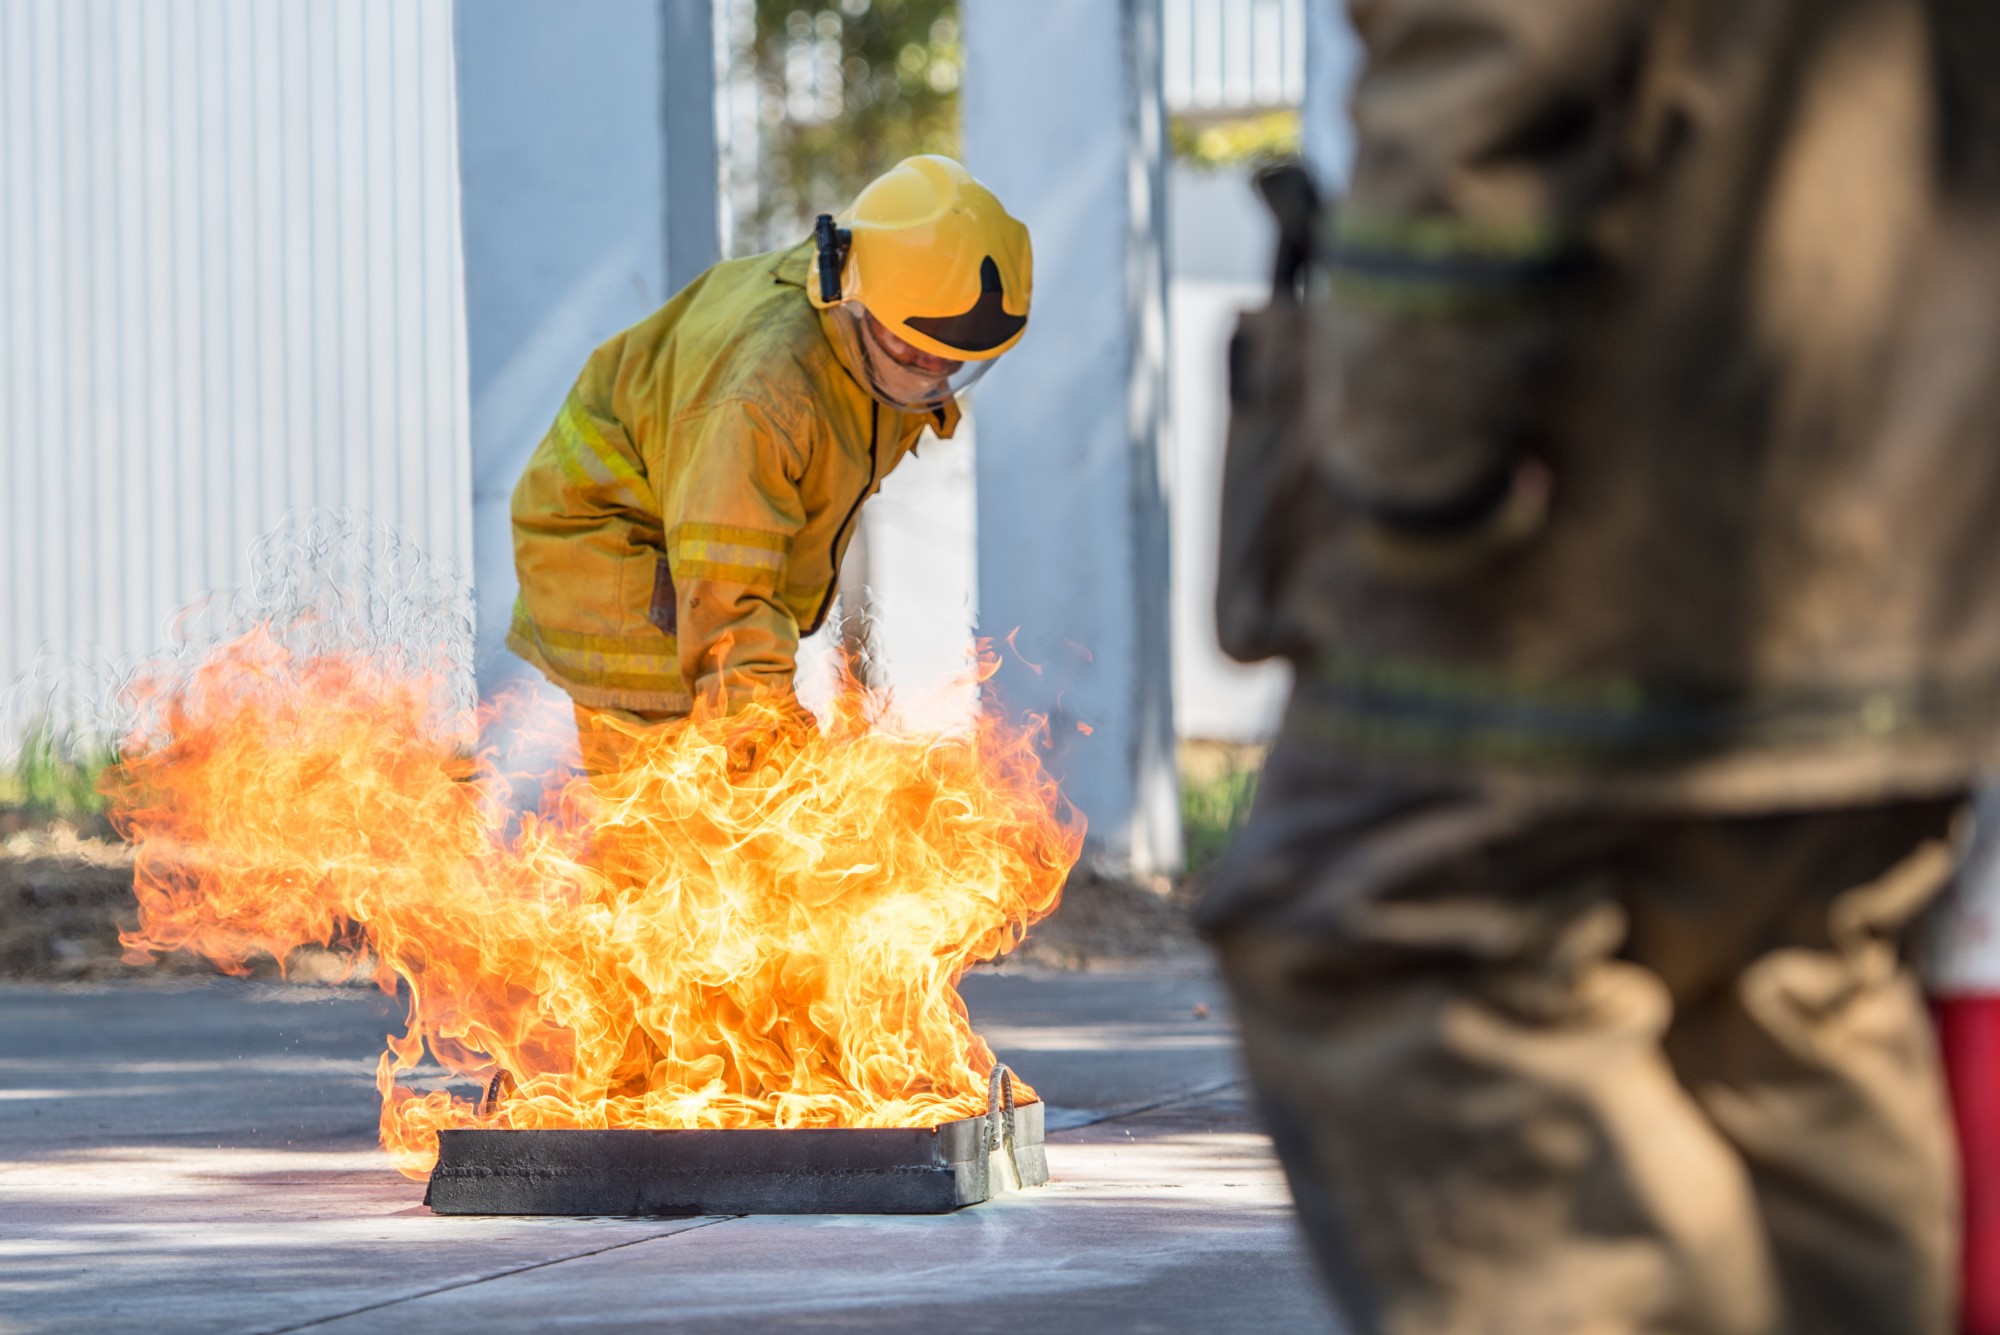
[809,400,878,635]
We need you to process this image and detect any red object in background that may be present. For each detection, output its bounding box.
[1929,806,2000,1335]
[1939,995,2000,1335]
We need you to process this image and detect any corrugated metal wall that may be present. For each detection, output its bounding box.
[0,0,472,700]
[1163,0,1306,116]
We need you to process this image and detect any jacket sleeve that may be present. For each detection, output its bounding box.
[662,399,811,715]
[509,352,687,715]
[1316,0,1651,523]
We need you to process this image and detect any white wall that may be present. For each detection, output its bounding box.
[1168,167,1291,741]
[838,424,983,733]
[1164,5,1361,741]
[0,0,473,713]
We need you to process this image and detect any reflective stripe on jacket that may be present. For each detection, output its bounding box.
[509,242,957,716]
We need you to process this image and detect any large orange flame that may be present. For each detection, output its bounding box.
[111,626,1081,1179]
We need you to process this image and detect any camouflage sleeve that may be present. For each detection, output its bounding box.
[1316,0,1651,523]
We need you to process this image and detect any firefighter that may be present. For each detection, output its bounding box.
[1208,2,2000,1332]
[507,155,1031,768]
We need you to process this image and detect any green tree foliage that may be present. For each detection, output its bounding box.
[1170,109,1302,172]
[736,0,962,253]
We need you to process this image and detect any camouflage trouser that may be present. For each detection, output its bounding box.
[1202,739,1964,1335]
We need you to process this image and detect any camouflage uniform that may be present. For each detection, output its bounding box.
[1208,1,2000,1329]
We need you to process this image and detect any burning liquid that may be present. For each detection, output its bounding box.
[111,628,1081,1179]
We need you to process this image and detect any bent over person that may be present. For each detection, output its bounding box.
[1208,2,2000,1332]
[507,155,1030,766]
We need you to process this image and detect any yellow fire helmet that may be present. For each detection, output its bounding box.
[810,155,1032,410]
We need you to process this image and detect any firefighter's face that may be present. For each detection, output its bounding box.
[865,312,963,376]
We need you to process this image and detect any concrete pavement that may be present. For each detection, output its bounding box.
[0,968,1334,1333]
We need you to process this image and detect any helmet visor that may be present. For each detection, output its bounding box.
[828,303,999,412]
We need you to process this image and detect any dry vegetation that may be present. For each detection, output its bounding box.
[0,821,145,979]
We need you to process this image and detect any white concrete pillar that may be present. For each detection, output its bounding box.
[1302,0,1362,191]
[663,0,722,293]
[455,0,719,694]
[961,0,1182,876]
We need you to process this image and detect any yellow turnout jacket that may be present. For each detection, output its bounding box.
[508,242,958,716]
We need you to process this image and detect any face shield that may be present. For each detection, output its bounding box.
[825,302,1000,413]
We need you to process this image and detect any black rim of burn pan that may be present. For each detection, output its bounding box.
[424,1065,1047,1216]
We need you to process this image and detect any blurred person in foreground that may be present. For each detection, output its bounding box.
[1206,2,2000,1331]
[505,155,1030,769]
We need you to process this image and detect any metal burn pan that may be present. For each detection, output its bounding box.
[424,1066,1046,1216]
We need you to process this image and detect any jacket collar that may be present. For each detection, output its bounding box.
[769,241,814,291]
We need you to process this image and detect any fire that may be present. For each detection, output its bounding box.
[110,626,1081,1179]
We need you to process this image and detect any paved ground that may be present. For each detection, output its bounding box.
[0,966,1334,1333]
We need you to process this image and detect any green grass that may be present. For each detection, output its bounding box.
[0,718,115,823]
[1180,742,1265,878]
